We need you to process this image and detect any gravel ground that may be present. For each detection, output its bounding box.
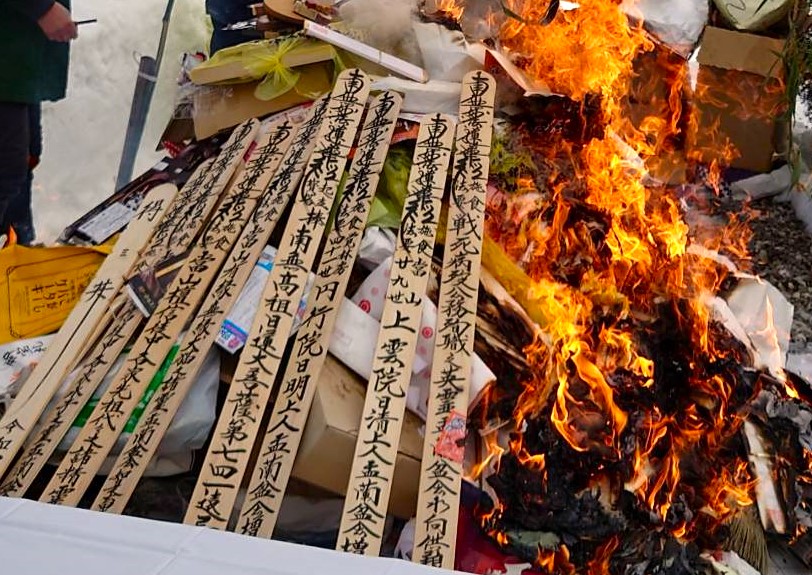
[749,197,812,353]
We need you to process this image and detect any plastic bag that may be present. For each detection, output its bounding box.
[0,235,108,344]
[367,145,412,229]
[622,0,708,56]
[53,339,220,477]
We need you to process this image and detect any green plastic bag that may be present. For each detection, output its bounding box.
[366,144,413,229]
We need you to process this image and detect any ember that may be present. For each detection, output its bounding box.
[445,0,812,572]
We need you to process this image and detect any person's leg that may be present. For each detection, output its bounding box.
[4,104,40,245]
[0,102,30,241]
[206,0,260,54]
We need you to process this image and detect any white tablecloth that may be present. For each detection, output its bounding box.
[0,497,453,575]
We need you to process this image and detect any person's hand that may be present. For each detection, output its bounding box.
[37,3,78,43]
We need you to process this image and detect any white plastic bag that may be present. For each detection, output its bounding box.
[622,0,708,56]
[53,342,220,477]
[412,21,481,82]
[0,335,54,412]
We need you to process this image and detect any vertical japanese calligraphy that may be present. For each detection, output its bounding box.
[0,183,178,480]
[39,120,260,506]
[336,113,456,557]
[237,91,402,539]
[0,133,255,492]
[132,159,214,276]
[185,69,371,531]
[0,303,142,497]
[89,116,309,514]
[412,71,495,569]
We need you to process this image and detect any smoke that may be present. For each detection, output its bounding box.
[338,0,423,65]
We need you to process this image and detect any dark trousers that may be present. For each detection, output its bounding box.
[206,0,261,54]
[0,102,39,245]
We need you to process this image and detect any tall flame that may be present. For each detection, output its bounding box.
[466,0,783,569]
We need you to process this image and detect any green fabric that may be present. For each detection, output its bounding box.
[0,0,71,104]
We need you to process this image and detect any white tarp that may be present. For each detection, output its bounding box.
[0,497,462,575]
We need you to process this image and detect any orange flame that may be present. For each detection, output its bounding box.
[537,544,576,575]
[586,536,619,575]
[468,431,506,480]
[430,0,464,20]
[477,0,794,560]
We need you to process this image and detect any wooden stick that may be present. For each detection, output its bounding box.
[184,69,371,530]
[4,170,196,415]
[129,158,214,278]
[0,135,250,494]
[18,106,328,503]
[237,91,403,538]
[0,303,142,497]
[336,113,456,556]
[90,115,315,514]
[0,183,179,479]
[39,120,260,507]
[412,71,496,569]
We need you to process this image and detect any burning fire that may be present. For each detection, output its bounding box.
[444,0,807,571]
[428,0,465,20]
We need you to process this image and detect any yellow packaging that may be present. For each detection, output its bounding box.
[0,240,107,344]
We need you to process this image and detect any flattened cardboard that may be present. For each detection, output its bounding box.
[291,355,423,520]
[689,26,787,173]
[697,26,785,79]
[193,62,333,139]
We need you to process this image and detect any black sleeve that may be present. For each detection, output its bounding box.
[7,0,56,22]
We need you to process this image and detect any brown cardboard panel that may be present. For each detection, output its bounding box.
[688,65,785,173]
[291,355,423,519]
[697,26,785,79]
[193,61,333,139]
[689,26,788,173]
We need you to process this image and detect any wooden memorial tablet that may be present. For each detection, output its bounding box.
[237,91,403,538]
[0,137,249,494]
[336,113,456,556]
[90,114,322,514]
[0,301,142,497]
[39,120,260,506]
[0,183,178,479]
[412,71,496,569]
[184,69,371,530]
[129,157,214,277]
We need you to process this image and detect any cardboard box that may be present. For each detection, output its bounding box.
[291,354,424,520]
[687,26,787,173]
[192,61,333,139]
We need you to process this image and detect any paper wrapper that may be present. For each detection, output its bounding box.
[370,77,462,115]
[0,335,54,409]
[332,257,497,419]
[621,0,708,56]
[357,227,397,271]
[726,274,794,377]
[712,0,792,32]
[743,420,788,534]
[412,21,481,83]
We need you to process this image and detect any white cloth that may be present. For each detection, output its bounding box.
[0,497,463,575]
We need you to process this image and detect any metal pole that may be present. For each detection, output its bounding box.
[114,0,177,191]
